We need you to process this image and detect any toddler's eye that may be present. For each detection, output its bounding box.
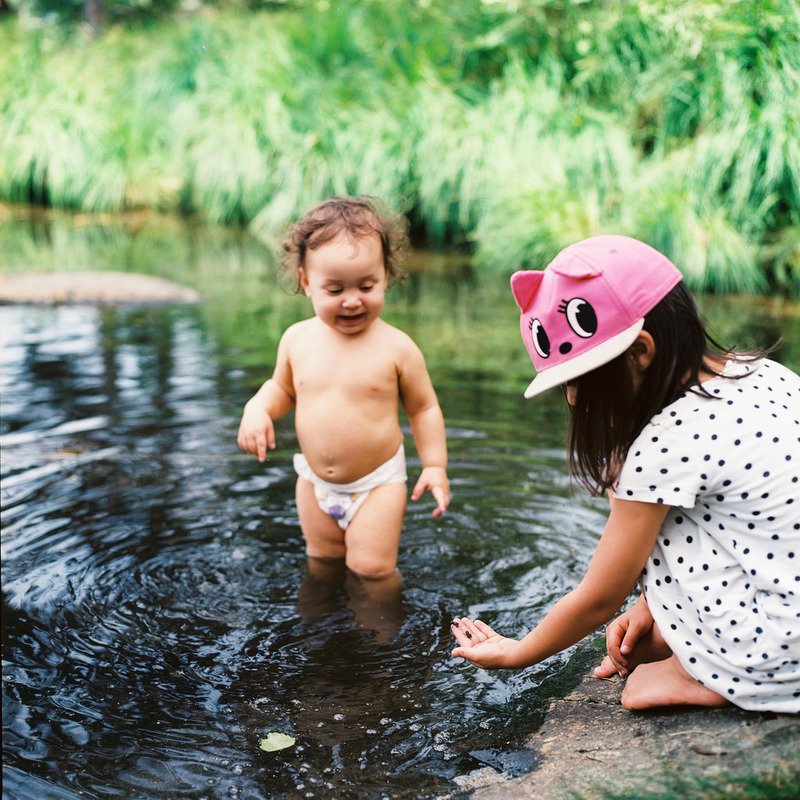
[360,284,375,292]
[565,298,597,338]
[529,318,550,358]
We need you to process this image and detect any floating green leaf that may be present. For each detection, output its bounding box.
[259,732,295,752]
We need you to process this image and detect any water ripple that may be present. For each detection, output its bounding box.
[2,304,603,800]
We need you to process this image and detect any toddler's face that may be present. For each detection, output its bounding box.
[300,232,387,336]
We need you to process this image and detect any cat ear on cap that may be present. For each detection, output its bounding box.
[510,270,544,312]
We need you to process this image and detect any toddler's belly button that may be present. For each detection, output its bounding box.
[319,463,339,480]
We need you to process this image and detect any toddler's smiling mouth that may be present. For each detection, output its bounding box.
[338,313,366,326]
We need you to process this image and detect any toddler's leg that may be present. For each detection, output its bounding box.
[344,482,407,578]
[345,568,405,643]
[621,654,729,710]
[295,476,346,560]
[297,556,346,622]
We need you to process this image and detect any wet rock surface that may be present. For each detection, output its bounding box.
[445,671,799,799]
[0,271,201,305]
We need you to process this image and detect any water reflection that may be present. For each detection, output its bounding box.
[2,216,799,799]
[298,559,406,644]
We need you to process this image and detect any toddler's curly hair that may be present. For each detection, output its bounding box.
[281,196,409,293]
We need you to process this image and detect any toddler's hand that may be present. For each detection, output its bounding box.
[411,466,450,517]
[237,406,276,462]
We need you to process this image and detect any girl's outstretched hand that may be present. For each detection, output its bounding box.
[450,618,519,669]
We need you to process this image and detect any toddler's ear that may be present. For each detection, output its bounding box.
[510,270,544,312]
[298,268,311,296]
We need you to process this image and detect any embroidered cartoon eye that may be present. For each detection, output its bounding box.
[564,298,597,339]
[529,318,550,358]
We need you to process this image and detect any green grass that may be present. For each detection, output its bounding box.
[1,0,798,293]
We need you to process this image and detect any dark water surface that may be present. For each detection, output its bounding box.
[2,214,799,800]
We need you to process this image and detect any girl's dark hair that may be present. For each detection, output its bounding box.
[280,196,409,293]
[566,281,774,496]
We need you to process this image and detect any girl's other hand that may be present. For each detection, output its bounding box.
[593,596,655,678]
[450,618,519,669]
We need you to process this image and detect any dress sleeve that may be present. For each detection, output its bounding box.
[615,402,708,509]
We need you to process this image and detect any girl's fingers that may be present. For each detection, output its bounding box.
[450,617,488,644]
[451,628,471,647]
[473,619,496,638]
[450,618,473,646]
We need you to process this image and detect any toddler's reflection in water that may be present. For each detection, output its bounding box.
[298,557,406,645]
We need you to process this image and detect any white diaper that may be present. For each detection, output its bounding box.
[293,444,407,530]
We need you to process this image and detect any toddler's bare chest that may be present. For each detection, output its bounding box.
[293,350,400,398]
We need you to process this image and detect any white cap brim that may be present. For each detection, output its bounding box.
[523,319,645,398]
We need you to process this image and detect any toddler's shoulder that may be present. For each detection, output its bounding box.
[376,319,421,350]
[281,317,317,342]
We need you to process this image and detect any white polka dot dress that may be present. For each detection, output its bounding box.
[615,359,800,712]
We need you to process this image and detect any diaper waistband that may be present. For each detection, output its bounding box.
[293,444,407,494]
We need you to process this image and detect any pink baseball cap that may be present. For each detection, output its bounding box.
[511,235,683,398]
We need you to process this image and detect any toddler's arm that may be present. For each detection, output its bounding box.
[237,379,294,461]
[237,337,295,462]
[399,343,449,517]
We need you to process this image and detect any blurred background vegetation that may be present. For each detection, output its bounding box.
[1,0,799,293]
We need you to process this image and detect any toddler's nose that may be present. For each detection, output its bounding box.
[342,292,361,308]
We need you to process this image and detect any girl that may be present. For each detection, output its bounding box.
[451,235,800,713]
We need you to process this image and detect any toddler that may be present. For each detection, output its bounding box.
[238,197,449,580]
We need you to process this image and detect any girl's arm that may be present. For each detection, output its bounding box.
[452,499,669,668]
[398,340,449,517]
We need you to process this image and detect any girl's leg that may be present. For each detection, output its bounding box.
[621,654,730,710]
[295,476,346,559]
[343,482,407,578]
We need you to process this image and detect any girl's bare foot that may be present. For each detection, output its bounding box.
[620,654,730,710]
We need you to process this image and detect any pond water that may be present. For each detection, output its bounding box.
[2,213,799,800]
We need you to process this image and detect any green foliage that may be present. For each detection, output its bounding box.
[11,0,185,26]
[1,0,798,293]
